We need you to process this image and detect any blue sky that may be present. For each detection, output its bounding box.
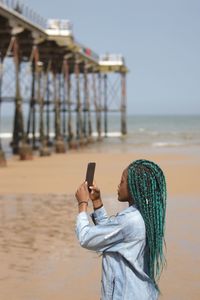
[28,0,200,115]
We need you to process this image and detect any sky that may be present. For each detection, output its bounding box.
[26,0,200,115]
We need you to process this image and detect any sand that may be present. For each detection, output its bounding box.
[0,146,200,300]
[0,148,200,197]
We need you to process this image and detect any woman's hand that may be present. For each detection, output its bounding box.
[89,184,103,210]
[75,182,90,212]
[89,185,101,202]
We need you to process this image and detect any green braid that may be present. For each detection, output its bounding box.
[127,159,167,291]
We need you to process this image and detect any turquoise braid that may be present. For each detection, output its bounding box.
[127,159,167,291]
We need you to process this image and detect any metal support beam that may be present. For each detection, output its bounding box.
[61,62,66,139]
[83,63,92,140]
[99,74,103,137]
[83,63,87,138]
[64,60,73,143]
[92,72,101,140]
[26,62,34,143]
[0,56,3,151]
[53,70,65,153]
[0,55,6,166]
[27,45,39,150]
[39,64,51,156]
[87,72,92,139]
[38,62,44,145]
[97,73,102,139]
[46,67,50,144]
[12,36,25,154]
[103,73,108,137]
[53,72,61,140]
[121,72,127,135]
[75,59,82,142]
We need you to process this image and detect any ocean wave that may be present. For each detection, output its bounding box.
[152,142,184,147]
[92,132,122,137]
[138,128,145,132]
[0,131,123,139]
[0,133,12,139]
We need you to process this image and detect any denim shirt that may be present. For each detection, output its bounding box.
[76,204,158,300]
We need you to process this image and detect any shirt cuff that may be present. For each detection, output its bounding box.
[90,206,108,225]
[77,211,88,222]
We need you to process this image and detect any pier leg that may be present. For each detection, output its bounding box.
[31,68,37,150]
[40,61,52,153]
[0,57,6,166]
[103,74,108,138]
[75,59,83,147]
[0,149,6,167]
[61,63,66,141]
[38,63,50,156]
[12,37,32,159]
[26,62,34,144]
[64,60,76,149]
[83,63,93,143]
[53,72,65,153]
[97,73,103,141]
[83,63,88,140]
[46,68,51,147]
[86,71,93,143]
[93,72,102,141]
[12,37,24,153]
[38,64,44,145]
[27,45,38,151]
[121,73,127,135]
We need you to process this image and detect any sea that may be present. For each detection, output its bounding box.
[0,114,199,157]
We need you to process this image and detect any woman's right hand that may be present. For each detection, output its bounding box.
[89,184,101,202]
[90,183,103,210]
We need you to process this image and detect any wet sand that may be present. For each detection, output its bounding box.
[0,148,200,197]
[0,147,200,299]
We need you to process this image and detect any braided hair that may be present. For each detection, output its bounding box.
[127,159,167,291]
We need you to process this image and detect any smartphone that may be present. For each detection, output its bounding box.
[85,162,96,191]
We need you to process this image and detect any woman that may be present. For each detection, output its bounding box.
[75,159,167,299]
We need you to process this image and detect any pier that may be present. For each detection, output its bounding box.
[0,0,128,163]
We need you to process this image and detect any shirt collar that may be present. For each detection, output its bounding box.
[117,204,137,216]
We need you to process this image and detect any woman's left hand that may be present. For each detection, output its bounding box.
[75,181,90,205]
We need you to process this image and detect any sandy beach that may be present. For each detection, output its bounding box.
[0,146,200,197]
[0,145,200,299]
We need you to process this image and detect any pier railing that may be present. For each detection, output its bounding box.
[46,19,73,36]
[99,54,125,66]
[0,0,47,29]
